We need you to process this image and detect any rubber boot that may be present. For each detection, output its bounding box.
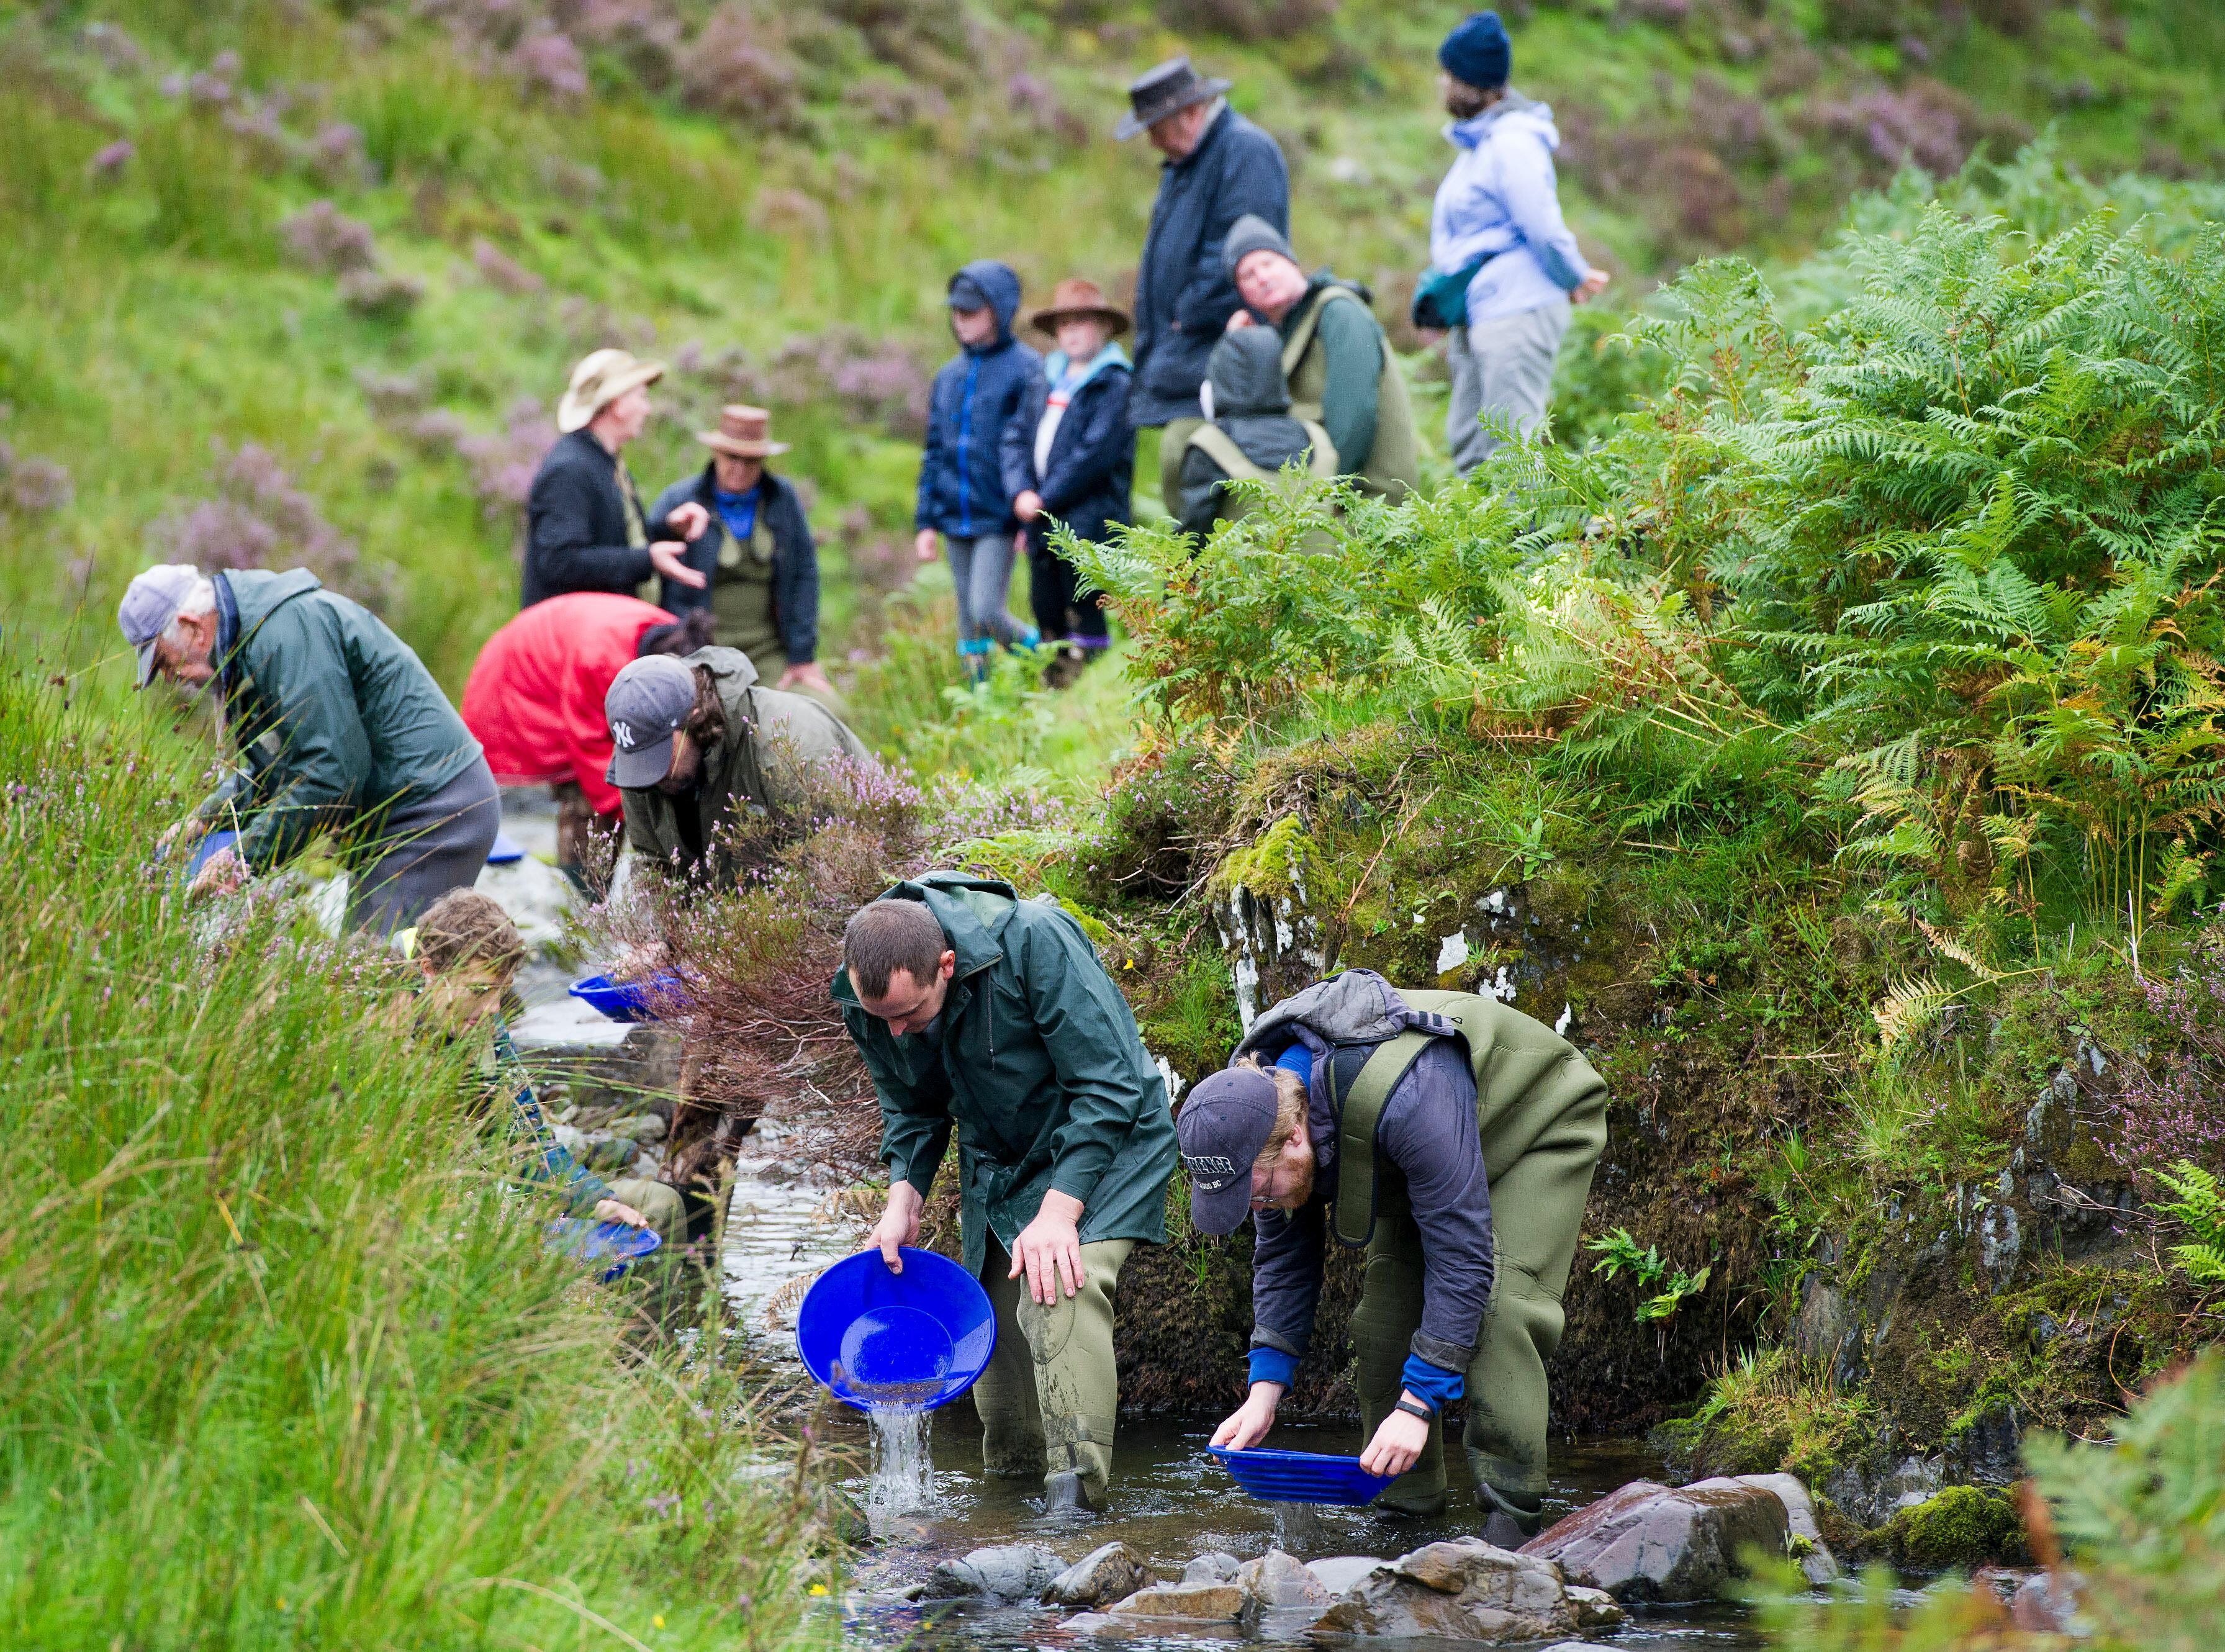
[1044,1471,1097,1517]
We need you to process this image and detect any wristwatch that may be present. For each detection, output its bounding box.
[1392,1396,1436,1424]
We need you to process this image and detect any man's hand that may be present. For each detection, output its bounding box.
[1009,1188,1086,1305]
[869,1180,926,1272]
[1358,1394,1433,1478]
[648,540,707,590]
[593,1198,650,1229]
[776,661,833,695]
[1572,269,1610,305]
[186,846,248,904]
[666,501,711,542]
[914,528,941,564]
[158,816,209,858]
[1014,489,1044,523]
[1224,310,1256,332]
[1210,1381,1284,1452]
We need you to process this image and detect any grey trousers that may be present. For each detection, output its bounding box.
[1446,296,1571,475]
[944,532,1029,648]
[348,756,500,934]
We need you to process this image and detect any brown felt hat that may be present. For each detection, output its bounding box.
[694,404,790,459]
[1029,278,1131,339]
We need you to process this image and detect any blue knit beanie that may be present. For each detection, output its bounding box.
[1438,11,1511,91]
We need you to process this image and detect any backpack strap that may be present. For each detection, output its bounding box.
[1300,420,1340,479]
[1186,422,1271,482]
[1328,1029,1433,1248]
[1281,285,1367,413]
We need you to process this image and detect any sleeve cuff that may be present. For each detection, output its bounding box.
[1399,1352,1465,1412]
[1248,1346,1301,1389]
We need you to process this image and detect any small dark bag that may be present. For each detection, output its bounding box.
[1410,251,1498,332]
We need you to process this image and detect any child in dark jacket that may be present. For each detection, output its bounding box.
[1000,278,1135,687]
[914,260,1041,680]
[1175,325,1335,541]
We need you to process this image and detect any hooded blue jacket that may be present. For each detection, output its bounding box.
[915,261,1040,539]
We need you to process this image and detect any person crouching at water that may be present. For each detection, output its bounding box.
[1179,968,1605,1541]
[834,877,1180,1514]
[122,561,499,934]
[410,889,686,1249]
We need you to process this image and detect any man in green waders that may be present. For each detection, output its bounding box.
[1183,968,1605,1542]
[835,876,1179,1514]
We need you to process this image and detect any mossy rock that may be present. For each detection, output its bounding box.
[1880,1486,2029,1571]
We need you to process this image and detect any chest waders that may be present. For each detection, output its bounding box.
[1281,286,1422,502]
[1326,990,1607,1523]
[710,513,785,680]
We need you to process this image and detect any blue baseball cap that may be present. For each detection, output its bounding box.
[1176,1065,1281,1235]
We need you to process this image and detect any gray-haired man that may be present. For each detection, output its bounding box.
[120,562,499,932]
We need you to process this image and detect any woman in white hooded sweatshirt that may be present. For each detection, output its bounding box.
[1425,11,1609,475]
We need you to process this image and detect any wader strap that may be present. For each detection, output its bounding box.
[1330,1029,1432,1249]
[1280,285,1365,418]
[1186,423,1271,481]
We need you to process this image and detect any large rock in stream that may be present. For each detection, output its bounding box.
[1521,1476,1792,1600]
[1042,1542,1153,1608]
[1313,1538,1625,1642]
[923,1544,1065,1601]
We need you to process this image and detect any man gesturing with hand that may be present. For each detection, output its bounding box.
[836,875,1177,1515]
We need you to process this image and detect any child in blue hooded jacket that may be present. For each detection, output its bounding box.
[913,261,1042,680]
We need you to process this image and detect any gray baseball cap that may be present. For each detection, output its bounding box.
[605,654,697,788]
[1175,1065,1281,1235]
[117,564,206,688]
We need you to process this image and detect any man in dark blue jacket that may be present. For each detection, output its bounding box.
[1118,56,1289,513]
[913,261,1040,681]
[1000,278,1134,687]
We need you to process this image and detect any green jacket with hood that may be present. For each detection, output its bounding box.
[832,872,1179,1275]
[618,644,869,882]
[196,568,481,873]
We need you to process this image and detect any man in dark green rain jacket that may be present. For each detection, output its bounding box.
[120,562,497,933]
[833,872,1178,1512]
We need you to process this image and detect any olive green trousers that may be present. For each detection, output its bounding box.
[1347,1117,1602,1521]
[972,1235,1133,1500]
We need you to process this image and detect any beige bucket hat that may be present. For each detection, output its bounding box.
[557,348,665,434]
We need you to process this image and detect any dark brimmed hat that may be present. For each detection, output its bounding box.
[695,404,789,459]
[1175,1065,1281,1235]
[1115,55,1232,142]
[1029,277,1131,338]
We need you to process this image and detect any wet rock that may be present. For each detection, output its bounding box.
[1043,1541,1152,1607]
[2009,1569,2082,1632]
[1313,1537,1616,1642]
[924,1543,1065,1600]
[1880,1485,2028,1570]
[1180,1550,1242,1584]
[1107,1580,1258,1624]
[1734,1473,1841,1585]
[801,1484,872,1553]
[1521,1477,1789,1602]
[1566,1585,1623,1627]
[605,1113,667,1144]
[1308,1555,1385,1596]
[1235,1548,1330,1609]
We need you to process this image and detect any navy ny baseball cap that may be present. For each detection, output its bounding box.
[1176,1065,1281,1235]
[605,654,695,788]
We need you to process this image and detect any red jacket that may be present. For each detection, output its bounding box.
[461,593,670,818]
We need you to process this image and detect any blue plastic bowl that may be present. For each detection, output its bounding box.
[182,829,240,880]
[546,1217,664,1283]
[569,971,687,1022]
[795,1247,996,1412]
[487,831,527,865]
[1209,1445,1396,1507]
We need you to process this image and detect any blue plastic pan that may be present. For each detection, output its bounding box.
[487,831,527,865]
[181,829,240,880]
[546,1217,663,1283]
[1209,1445,1396,1506]
[568,971,687,1022]
[795,1246,996,1412]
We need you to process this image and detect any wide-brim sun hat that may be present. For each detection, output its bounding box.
[1029,277,1132,338]
[557,347,666,435]
[1114,55,1232,142]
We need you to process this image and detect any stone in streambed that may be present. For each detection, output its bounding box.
[1312,1537,1618,1642]
[1521,1476,1790,1602]
[1042,1541,1153,1607]
[1180,1551,1242,1584]
[1235,1548,1331,1609]
[923,1544,1064,1600]
[1307,1555,1387,1596]
[1108,1581,1259,1625]
[1736,1471,1841,1585]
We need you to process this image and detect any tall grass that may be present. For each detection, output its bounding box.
[0,664,814,1649]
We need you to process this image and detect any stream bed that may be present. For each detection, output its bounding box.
[717,1121,1772,1649]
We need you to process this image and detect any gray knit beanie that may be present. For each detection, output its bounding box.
[1222,212,1299,279]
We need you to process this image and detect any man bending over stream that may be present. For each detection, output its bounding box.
[834,875,1179,1515]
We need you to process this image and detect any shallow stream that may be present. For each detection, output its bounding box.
[718,1123,1769,1649]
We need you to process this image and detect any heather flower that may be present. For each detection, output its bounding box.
[512,30,589,101]
[472,237,545,295]
[453,397,556,517]
[339,268,425,319]
[310,122,372,187]
[88,140,135,180]
[81,22,147,75]
[150,442,361,594]
[680,5,801,130]
[280,201,379,274]
[9,458,74,515]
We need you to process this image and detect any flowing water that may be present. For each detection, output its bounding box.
[717,1139,1785,1648]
